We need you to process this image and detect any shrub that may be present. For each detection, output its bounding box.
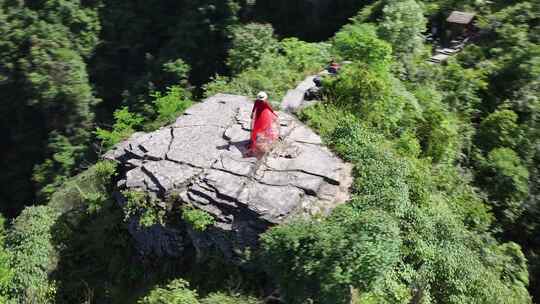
[484,148,529,202]
[32,133,87,201]
[478,108,522,152]
[478,148,529,227]
[298,103,356,139]
[150,85,192,127]
[201,293,262,304]
[202,75,233,98]
[93,160,117,185]
[96,107,144,149]
[394,131,421,158]
[181,206,215,232]
[422,112,462,163]
[414,86,463,163]
[378,0,426,57]
[0,215,12,302]
[46,165,141,302]
[122,190,166,227]
[4,161,119,302]
[324,62,392,107]
[47,161,117,214]
[279,38,331,72]
[204,54,306,103]
[402,201,531,304]
[227,23,278,74]
[431,164,493,232]
[139,280,262,304]
[97,59,193,146]
[261,207,401,304]
[437,60,486,116]
[162,58,191,85]
[205,36,327,103]
[294,97,530,304]
[332,23,392,69]
[85,161,116,214]
[138,279,199,304]
[323,62,414,136]
[6,206,59,303]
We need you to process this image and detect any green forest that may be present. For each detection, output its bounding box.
[0,0,539,303]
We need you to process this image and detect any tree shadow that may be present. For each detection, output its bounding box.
[50,201,154,303]
[49,191,270,303]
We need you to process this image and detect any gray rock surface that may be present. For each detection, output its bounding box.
[105,93,352,261]
[281,76,316,112]
[281,72,332,112]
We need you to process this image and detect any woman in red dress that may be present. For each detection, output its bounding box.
[250,91,279,152]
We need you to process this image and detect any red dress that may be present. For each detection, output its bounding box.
[250,99,278,151]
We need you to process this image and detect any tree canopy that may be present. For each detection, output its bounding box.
[0,0,539,303]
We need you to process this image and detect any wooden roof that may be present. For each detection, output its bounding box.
[446,11,476,24]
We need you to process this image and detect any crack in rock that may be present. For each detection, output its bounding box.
[140,165,168,196]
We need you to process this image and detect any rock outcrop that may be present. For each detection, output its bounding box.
[281,75,317,112]
[105,93,352,261]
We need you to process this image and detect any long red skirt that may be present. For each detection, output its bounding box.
[250,105,279,152]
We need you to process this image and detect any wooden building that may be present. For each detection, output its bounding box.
[446,11,476,40]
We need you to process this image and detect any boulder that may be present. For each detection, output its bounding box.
[105,93,352,261]
[281,76,317,112]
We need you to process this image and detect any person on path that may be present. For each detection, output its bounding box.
[250,91,278,152]
[327,59,341,74]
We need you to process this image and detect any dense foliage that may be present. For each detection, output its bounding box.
[0,216,13,302]
[0,0,101,215]
[204,32,331,103]
[258,14,534,302]
[138,279,261,304]
[0,0,538,303]
[6,206,59,303]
